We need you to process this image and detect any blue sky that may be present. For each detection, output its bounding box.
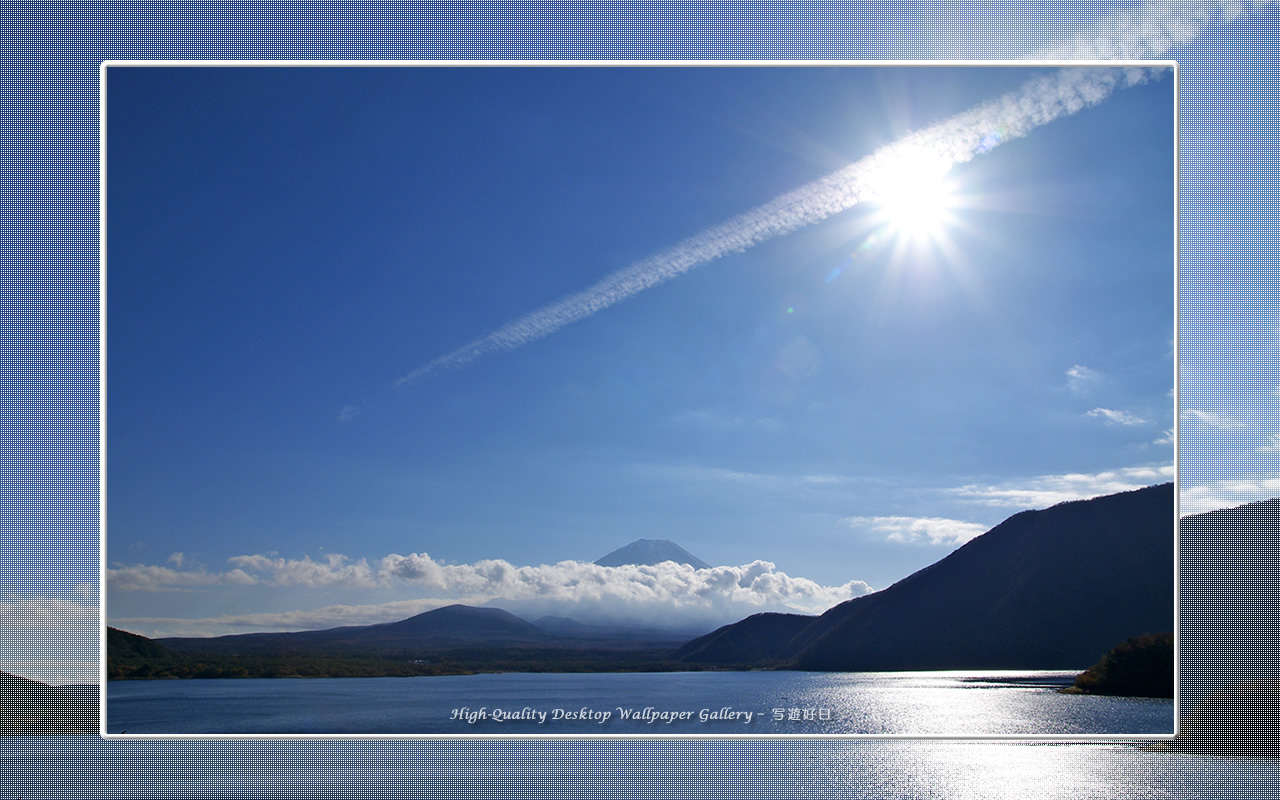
[104,65,1174,638]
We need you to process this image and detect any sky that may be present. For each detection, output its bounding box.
[102,64,1175,640]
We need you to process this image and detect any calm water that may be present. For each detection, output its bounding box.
[106,670,1174,735]
[6,735,1278,799]
[35,670,1218,799]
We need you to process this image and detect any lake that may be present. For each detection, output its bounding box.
[106,669,1174,735]
[41,670,1215,798]
[6,734,1278,799]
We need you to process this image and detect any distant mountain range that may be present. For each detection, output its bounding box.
[677,483,1174,670]
[152,540,719,658]
[594,538,712,570]
[154,603,695,658]
[112,485,1176,677]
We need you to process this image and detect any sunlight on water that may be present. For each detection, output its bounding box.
[790,671,1170,735]
[815,742,1188,800]
[6,736,1278,799]
[108,670,1174,736]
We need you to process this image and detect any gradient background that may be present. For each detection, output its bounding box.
[1,3,1276,797]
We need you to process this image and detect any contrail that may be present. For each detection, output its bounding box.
[1032,0,1263,60]
[396,66,1168,385]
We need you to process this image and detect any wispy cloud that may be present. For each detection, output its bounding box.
[1182,409,1246,429]
[1182,476,1280,516]
[397,66,1167,383]
[337,405,361,422]
[1088,407,1148,426]
[1066,364,1099,393]
[844,515,989,546]
[639,462,866,495]
[107,562,259,592]
[951,464,1175,509]
[1257,434,1280,453]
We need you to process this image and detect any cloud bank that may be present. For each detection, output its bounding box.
[109,553,872,634]
[398,66,1167,383]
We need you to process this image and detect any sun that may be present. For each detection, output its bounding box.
[867,148,957,243]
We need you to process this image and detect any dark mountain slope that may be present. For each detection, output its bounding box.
[109,625,176,660]
[1177,497,1280,708]
[793,483,1173,670]
[595,539,712,570]
[0,671,97,734]
[673,612,815,665]
[678,483,1173,671]
[351,604,545,644]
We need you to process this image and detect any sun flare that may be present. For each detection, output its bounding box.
[869,148,957,242]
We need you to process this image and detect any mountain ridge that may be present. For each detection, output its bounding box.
[679,483,1175,671]
[117,484,1176,677]
[594,538,711,570]
[157,604,555,656]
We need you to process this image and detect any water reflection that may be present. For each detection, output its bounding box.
[816,741,1177,800]
[796,671,1172,735]
[6,736,1275,799]
[107,670,1174,736]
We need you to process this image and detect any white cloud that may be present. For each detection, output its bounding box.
[226,553,379,588]
[1155,428,1175,446]
[1182,409,1246,429]
[1181,476,1280,516]
[109,552,873,634]
[1087,407,1148,426]
[1066,364,1099,392]
[951,464,1175,509]
[167,552,184,567]
[843,515,989,546]
[107,562,258,591]
[377,554,873,628]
